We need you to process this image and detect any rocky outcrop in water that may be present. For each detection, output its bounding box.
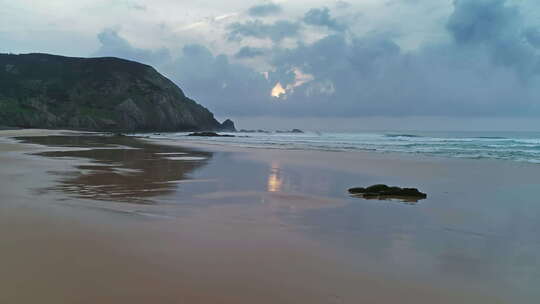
[239,129,270,133]
[275,129,304,133]
[220,119,236,132]
[0,53,233,132]
[187,132,235,137]
[348,184,427,200]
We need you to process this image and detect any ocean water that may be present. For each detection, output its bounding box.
[141,131,540,164]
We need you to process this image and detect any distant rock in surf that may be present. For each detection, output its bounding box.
[239,129,270,133]
[348,184,427,201]
[220,119,236,132]
[385,134,421,138]
[187,132,235,137]
[275,129,304,134]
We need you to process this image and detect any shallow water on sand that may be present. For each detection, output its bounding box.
[17,135,212,204]
[144,130,540,164]
[14,135,540,303]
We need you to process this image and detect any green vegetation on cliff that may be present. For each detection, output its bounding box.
[0,53,234,132]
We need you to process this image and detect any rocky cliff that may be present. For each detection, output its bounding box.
[0,53,234,132]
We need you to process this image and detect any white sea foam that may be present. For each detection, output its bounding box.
[135,131,540,164]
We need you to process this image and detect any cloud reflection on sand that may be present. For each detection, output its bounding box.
[16,135,212,204]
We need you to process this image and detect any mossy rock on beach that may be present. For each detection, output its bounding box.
[348,184,427,199]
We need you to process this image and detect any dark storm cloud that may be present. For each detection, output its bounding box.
[247,2,282,17]
[94,28,170,65]
[335,1,351,9]
[447,0,518,45]
[163,45,275,116]
[523,28,540,49]
[263,0,540,117]
[129,4,147,11]
[94,0,540,119]
[303,7,347,32]
[93,29,275,116]
[446,0,539,77]
[258,0,540,116]
[234,46,267,58]
[268,34,539,117]
[227,20,301,42]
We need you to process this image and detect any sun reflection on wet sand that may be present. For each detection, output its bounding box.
[267,161,283,192]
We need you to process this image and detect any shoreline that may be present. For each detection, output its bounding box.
[139,136,540,183]
[1,129,537,303]
[136,132,540,168]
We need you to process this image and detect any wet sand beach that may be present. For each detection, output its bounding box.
[1,130,539,303]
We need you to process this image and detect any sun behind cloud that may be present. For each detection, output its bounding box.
[271,82,286,98]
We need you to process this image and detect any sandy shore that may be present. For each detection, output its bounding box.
[1,130,538,303]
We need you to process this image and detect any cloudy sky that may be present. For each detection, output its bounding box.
[2,0,540,130]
